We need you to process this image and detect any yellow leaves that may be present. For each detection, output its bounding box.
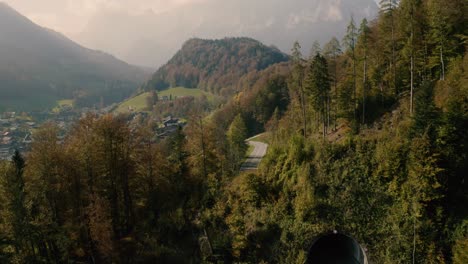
[293,165,315,221]
[423,242,447,264]
[453,236,468,264]
[87,194,113,259]
[434,53,468,112]
[225,205,248,258]
[408,135,445,203]
[231,234,248,258]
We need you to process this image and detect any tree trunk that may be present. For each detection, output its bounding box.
[424,39,429,80]
[412,219,416,264]
[362,55,367,124]
[353,50,357,123]
[380,83,384,107]
[300,80,307,138]
[440,46,445,81]
[323,103,326,138]
[410,8,415,116]
[327,94,330,133]
[122,152,133,234]
[334,55,338,131]
[199,117,207,179]
[411,55,414,115]
[391,13,397,96]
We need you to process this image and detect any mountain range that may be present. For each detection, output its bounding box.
[0,2,147,111]
[76,0,379,68]
[0,1,379,111]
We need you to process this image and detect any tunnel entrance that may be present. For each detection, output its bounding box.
[306,232,367,264]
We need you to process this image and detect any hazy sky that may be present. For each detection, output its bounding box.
[4,0,208,35]
[4,0,380,36]
[3,0,380,67]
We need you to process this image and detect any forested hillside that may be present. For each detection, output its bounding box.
[143,37,289,96]
[0,3,147,111]
[0,0,467,263]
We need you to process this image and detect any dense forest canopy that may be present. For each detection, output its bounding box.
[0,0,467,263]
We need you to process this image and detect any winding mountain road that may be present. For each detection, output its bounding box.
[240,138,268,171]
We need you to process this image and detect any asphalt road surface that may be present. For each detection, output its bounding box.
[240,140,268,171]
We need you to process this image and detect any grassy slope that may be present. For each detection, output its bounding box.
[114,87,214,114]
[57,99,74,107]
[51,99,74,113]
[158,87,214,100]
[114,92,151,113]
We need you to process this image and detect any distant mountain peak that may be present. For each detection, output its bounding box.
[181,37,265,49]
[0,1,12,9]
[144,37,289,95]
[76,0,378,67]
[0,1,29,21]
[0,4,147,111]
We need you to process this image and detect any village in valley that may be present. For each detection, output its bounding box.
[0,103,186,160]
[0,111,37,160]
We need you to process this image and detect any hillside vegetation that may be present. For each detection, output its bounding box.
[115,87,215,114]
[0,3,147,111]
[143,37,289,95]
[0,0,467,263]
